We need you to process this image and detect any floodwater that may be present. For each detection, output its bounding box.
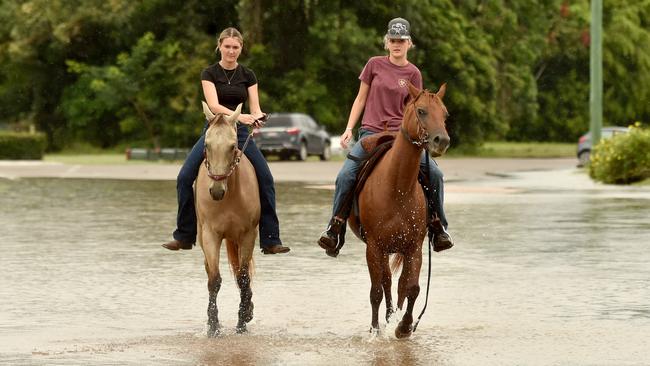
[1,171,649,365]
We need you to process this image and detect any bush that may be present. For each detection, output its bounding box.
[589,122,650,184]
[0,132,47,159]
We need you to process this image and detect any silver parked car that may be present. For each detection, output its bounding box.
[252,113,331,161]
[576,126,629,167]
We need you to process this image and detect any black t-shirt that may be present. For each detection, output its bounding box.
[200,63,257,111]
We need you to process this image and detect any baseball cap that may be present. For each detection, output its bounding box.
[386,18,411,40]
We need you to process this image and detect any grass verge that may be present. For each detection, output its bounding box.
[44,141,576,164]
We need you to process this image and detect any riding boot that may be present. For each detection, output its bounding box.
[161,239,194,251]
[318,216,345,257]
[430,217,454,252]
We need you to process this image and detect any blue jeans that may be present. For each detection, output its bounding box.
[173,123,282,247]
[331,128,448,228]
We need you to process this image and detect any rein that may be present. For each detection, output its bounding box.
[413,152,435,332]
[203,122,254,182]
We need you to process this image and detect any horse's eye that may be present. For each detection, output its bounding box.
[417,108,427,116]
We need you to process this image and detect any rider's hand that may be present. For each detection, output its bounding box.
[340,129,354,149]
[252,113,268,128]
[238,114,257,125]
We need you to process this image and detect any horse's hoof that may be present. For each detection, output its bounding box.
[236,324,248,334]
[207,326,221,338]
[395,323,412,339]
[243,303,254,323]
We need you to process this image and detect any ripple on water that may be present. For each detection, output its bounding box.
[1,178,649,365]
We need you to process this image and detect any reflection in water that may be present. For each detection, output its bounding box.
[0,177,649,365]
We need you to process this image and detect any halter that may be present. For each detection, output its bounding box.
[400,90,431,147]
[203,115,255,182]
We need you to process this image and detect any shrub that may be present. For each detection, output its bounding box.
[589,122,650,184]
[0,132,47,159]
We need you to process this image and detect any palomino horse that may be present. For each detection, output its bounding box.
[196,102,260,336]
[348,83,450,338]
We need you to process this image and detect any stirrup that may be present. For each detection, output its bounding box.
[318,231,340,257]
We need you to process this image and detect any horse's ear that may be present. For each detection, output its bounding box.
[436,83,447,100]
[225,103,242,126]
[407,81,420,100]
[202,101,215,120]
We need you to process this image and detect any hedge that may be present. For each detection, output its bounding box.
[589,122,650,184]
[0,132,47,160]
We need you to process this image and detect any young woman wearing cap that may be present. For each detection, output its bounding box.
[162,27,290,255]
[318,17,453,256]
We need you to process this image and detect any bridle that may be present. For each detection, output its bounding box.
[202,115,260,182]
[203,145,244,182]
[400,90,434,147]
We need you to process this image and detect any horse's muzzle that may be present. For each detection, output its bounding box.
[428,134,450,157]
[209,185,226,201]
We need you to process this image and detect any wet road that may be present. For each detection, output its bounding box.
[1,168,649,365]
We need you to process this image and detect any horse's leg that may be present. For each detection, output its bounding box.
[202,231,223,337]
[235,231,256,333]
[382,255,394,323]
[366,243,385,332]
[395,252,422,339]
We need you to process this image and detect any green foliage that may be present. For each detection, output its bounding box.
[0,132,47,159]
[2,0,650,150]
[589,123,650,184]
[62,32,206,149]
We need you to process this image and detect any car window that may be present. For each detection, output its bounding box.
[266,117,294,128]
[304,117,318,130]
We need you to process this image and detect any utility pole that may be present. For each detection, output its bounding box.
[590,0,603,144]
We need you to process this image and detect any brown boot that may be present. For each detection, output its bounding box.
[318,217,345,257]
[431,218,454,252]
[261,244,291,255]
[161,239,194,251]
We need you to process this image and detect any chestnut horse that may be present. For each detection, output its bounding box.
[196,102,260,336]
[348,83,450,338]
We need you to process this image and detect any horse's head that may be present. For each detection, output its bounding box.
[201,101,241,201]
[403,82,450,157]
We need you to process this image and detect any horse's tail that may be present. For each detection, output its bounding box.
[225,239,255,280]
[390,253,404,275]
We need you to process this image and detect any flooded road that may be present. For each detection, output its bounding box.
[1,171,649,365]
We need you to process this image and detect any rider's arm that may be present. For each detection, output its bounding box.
[340,81,369,148]
[201,80,256,125]
[346,81,370,131]
[247,83,265,120]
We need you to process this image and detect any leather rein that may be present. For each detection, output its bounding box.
[400,90,432,148]
[202,115,261,182]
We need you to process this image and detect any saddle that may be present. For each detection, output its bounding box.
[334,131,436,248]
[334,132,397,245]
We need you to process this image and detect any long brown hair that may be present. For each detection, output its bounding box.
[217,27,244,49]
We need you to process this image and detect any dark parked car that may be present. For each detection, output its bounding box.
[252,113,331,161]
[577,126,629,167]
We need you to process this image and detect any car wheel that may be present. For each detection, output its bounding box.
[578,150,590,167]
[319,142,331,161]
[297,141,308,161]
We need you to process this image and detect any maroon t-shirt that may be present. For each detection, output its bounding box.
[359,56,423,132]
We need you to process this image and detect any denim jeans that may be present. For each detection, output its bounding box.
[331,128,448,228]
[173,123,282,247]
